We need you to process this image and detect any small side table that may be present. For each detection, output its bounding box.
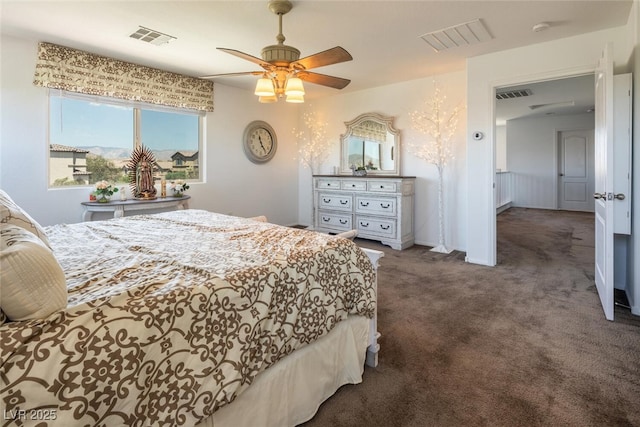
[81,195,190,222]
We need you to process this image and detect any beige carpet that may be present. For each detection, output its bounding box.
[302,208,640,427]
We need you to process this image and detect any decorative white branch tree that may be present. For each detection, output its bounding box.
[294,111,333,229]
[409,83,463,253]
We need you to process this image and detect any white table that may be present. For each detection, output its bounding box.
[81,195,190,221]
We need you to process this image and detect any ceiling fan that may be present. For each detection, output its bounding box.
[201,0,353,103]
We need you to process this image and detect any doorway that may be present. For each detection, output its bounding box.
[494,74,596,264]
[557,128,595,212]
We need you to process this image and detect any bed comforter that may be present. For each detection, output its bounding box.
[0,210,375,426]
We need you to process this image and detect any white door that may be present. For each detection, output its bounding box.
[594,43,614,321]
[558,130,595,212]
[613,74,632,235]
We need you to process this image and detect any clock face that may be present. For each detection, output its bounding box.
[249,128,273,156]
[243,121,277,163]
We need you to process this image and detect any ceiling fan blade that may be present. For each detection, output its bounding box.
[200,71,263,79]
[217,47,272,70]
[298,71,350,90]
[294,47,352,70]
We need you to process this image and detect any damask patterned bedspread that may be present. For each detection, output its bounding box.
[0,210,375,426]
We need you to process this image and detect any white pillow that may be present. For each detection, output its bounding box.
[0,224,67,321]
[0,189,51,248]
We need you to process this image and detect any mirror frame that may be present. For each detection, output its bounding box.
[340,112,400,176]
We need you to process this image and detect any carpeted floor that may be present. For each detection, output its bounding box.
[302,207,640,427]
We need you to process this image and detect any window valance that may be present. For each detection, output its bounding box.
[352,120,387,143]
[33,42,214,112]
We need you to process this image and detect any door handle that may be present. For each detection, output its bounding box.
[593,192,606,200]
[614,193,626,200]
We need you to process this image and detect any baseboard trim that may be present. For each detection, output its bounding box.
[630,294,639,317]
[496,202,512,214]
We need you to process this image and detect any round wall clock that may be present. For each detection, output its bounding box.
[243,120,277,164]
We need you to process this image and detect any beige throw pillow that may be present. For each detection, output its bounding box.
[0,224,67,321]
[0,189,51,248]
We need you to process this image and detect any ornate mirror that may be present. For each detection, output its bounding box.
[340,113,400,175]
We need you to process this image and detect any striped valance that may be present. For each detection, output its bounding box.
[352,120,387,143]
[33,42,214,112]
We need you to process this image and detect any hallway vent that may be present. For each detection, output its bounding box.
[496,89,533,100]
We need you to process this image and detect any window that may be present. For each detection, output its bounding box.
[48,92,203,187]
[347,138,381,170]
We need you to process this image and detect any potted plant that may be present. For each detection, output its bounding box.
[93,180,119,203]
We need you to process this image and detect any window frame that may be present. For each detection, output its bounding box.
[47,89,205,189]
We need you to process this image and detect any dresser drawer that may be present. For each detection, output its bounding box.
[318,212,352,231]
[341,180,367,191]
[355,196,397,217]
[316,179,341,190]
[318,193,352,211]
[367,181,398,193]
[356,216,396,238]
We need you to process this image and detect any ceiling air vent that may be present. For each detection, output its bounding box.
[419,19,493,52]
[129,26,176,46]
[496,89,533,100]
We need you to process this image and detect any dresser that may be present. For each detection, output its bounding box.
[313,175,415,250]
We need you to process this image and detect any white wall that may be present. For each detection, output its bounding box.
[0,35,300,227]
[466,26,629,266]
[506,113,595,210]
[297,71,468,250]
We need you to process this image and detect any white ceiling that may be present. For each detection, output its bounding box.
[0,0,632,109]
[496,74,596,125]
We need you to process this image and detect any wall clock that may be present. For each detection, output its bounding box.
[243,120,277,164]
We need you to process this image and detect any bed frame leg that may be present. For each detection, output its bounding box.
[366,332,381,367]
[361,248,384,368]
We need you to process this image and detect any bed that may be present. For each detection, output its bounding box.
[0,193,382,427]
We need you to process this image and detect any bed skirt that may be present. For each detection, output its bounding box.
[197,315,370,427]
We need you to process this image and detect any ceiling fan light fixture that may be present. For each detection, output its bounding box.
[285,93,304,103]
[206,0,350,105]
[259,94,278,103]
[255,76,276,96]
[284,75,305,96]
